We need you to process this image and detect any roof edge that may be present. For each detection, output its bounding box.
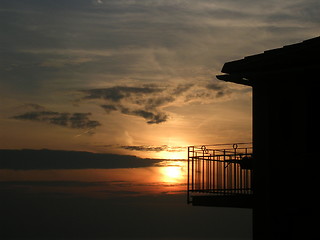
[216,74,252,86]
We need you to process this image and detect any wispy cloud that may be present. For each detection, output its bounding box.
[81,82,230,124]
[83,85,168,124]
[120,145,186,153]
[83,86,164,102]
[2,0,317,101]
[12,104,101,132]
[121,145,168,152]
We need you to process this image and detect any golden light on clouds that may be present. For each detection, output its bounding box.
[156,150,186,160]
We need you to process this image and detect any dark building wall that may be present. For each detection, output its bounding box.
[252,71,317,239]
[217,37,320,239]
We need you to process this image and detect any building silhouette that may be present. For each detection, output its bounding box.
[188,36,320,239]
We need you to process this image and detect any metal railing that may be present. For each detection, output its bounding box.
[187,143,253,203]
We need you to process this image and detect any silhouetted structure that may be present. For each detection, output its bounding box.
[187,143,253,208]
[188,36,320,239]
[216,37,320,239]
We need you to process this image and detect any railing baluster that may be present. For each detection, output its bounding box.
[187,143,253,203]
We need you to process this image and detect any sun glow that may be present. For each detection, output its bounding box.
[159,161,186,183]
[157,150,187,160]
[164,166,181,179]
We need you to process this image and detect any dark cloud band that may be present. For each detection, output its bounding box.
[120,145,186,152]
[0,149,161,170]
[83,86,164,102]
[12,108,101,130]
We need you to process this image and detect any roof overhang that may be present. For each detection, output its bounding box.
[216,74,252,86]
[216,36,320,87]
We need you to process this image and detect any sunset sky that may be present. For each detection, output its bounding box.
[2,1,320,239]
[1,0,319,159]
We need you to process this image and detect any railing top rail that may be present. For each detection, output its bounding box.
[189,142,252,148]
[188,143,252,154]
[190,148,252,152]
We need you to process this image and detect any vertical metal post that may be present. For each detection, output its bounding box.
[233,144,237,194]
[191,148,194,192]
[195,152,198,191]
[223,149,226,194]
[187,147,190,203]
[213,150,215,192]
[208,155,210,191]
[240,164,243,193]
[202,148,205,191]
[207,153,210,191]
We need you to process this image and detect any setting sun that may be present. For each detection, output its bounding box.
[159,161,186,183]
[164,166,181,179]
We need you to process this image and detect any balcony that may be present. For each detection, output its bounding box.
[187,143,253,208]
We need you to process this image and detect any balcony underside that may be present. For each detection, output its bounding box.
[190,194,253,208]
